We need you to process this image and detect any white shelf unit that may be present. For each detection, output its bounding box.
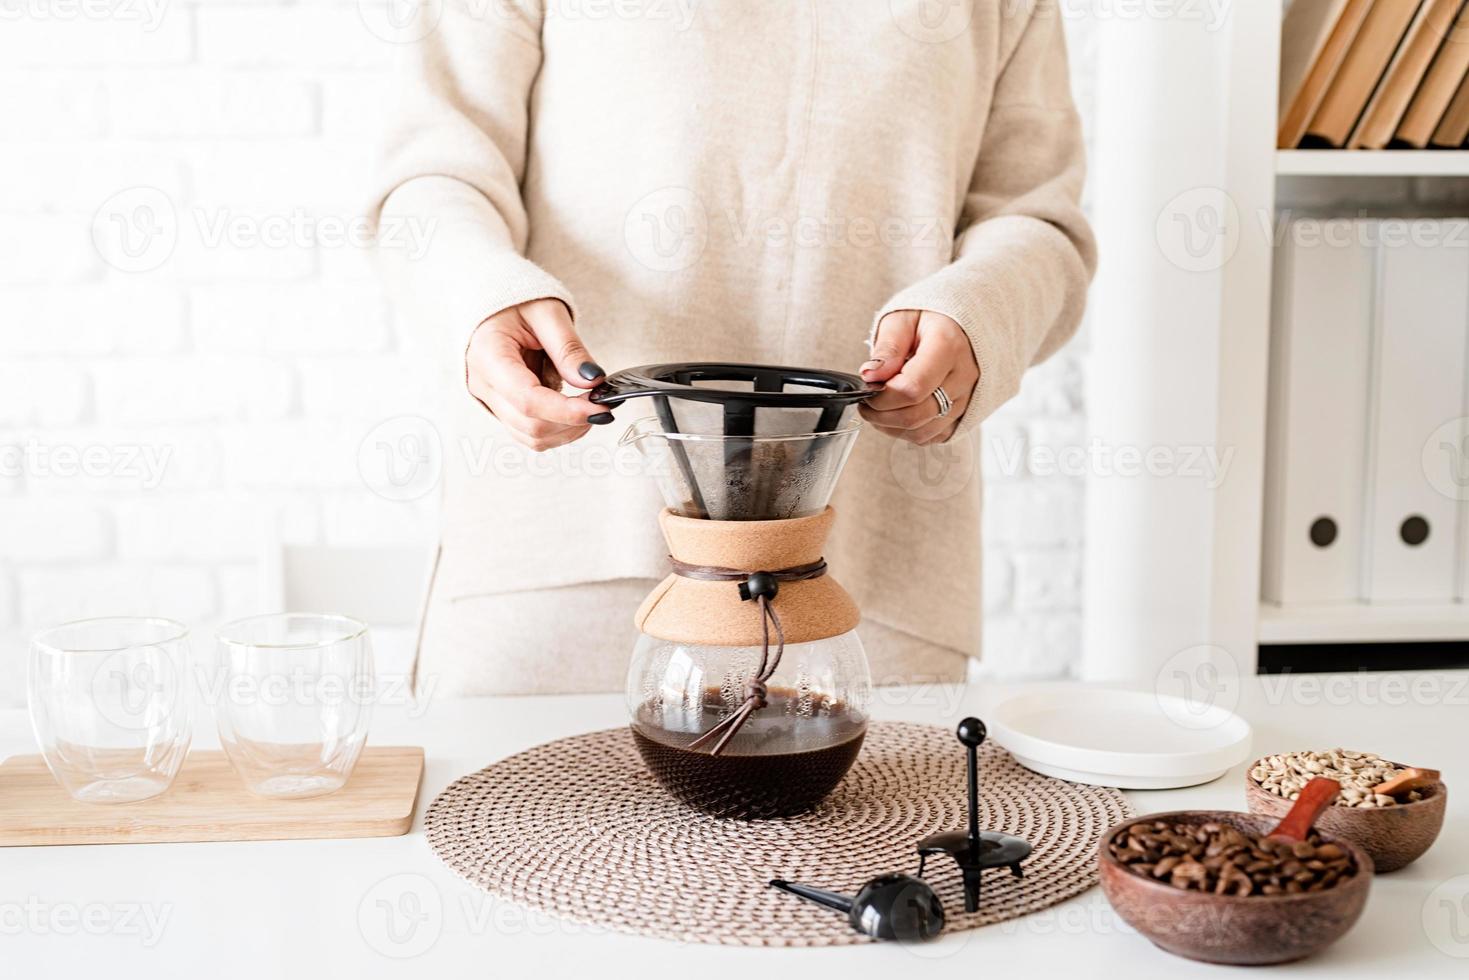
[1278,150,1469,177]
[1259,602,1469,645]
[1082,2,1469,683]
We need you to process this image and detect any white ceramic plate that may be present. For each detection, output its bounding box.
[988,686,1253,790]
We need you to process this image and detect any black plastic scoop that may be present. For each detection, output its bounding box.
[767,874,944,942]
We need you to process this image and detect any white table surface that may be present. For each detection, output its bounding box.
[2,671,1466,979]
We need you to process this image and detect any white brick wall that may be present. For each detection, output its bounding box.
[0,1,1103,704]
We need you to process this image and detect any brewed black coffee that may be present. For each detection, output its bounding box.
[631,686,865,819]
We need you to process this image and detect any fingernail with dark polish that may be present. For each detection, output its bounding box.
[587,412,615,425]
[579,361,606,382]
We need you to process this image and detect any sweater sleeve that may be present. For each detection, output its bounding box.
[371,0,575,365]
[872,4,1097,437]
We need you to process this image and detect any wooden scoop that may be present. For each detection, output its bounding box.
[1370,767,1441,800]
[1266,777,1341,844]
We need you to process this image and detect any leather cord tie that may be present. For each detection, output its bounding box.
[667,557,828,756]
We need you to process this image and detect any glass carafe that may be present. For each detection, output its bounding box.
[621,474,871,819]
[602,363,877,819]
[627,630,871,818]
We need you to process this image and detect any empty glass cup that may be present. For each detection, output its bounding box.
[28,617,193,804]
[214,613,373,799]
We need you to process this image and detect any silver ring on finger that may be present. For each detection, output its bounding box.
[932,385,953,419]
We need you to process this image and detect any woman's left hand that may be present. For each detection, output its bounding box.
[858,310,979,445]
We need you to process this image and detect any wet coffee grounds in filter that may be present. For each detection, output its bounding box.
[631,687,865,819]
[1110,820,1357,896]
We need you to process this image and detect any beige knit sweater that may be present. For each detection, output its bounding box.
[375,0,1096,693]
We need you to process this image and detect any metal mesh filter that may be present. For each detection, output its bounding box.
[594,363,879,520]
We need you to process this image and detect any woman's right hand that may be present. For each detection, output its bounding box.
[465,298,614,452]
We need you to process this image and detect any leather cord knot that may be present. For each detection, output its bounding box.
[666,557,828,757]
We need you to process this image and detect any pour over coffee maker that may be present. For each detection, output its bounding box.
[593,363,878,819]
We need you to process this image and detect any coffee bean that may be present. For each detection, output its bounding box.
[1110,820,1357,897]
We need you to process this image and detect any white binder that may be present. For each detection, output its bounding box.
[1262,218,1375,605]
[1363,219,1469,603]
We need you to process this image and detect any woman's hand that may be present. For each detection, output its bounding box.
[859,310,979,445]
[465,298,614,452]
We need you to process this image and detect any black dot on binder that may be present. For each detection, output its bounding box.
[1309,517,1337,548]
[1400,516,1430,548]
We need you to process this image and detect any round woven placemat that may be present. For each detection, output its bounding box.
[425,721,1132,946]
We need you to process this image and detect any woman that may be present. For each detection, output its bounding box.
[374,0,1095,696]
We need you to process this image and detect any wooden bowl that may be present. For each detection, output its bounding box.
[1097,811,1373,965]
[1244,763,1447,873]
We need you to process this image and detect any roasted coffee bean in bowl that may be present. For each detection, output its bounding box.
[1097,811,1372,965]
[1245,750,1447,872]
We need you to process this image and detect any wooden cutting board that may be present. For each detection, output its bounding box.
[0,746,424,846]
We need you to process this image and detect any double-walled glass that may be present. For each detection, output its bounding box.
[214,613,374,799]
[28,617,193,804]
